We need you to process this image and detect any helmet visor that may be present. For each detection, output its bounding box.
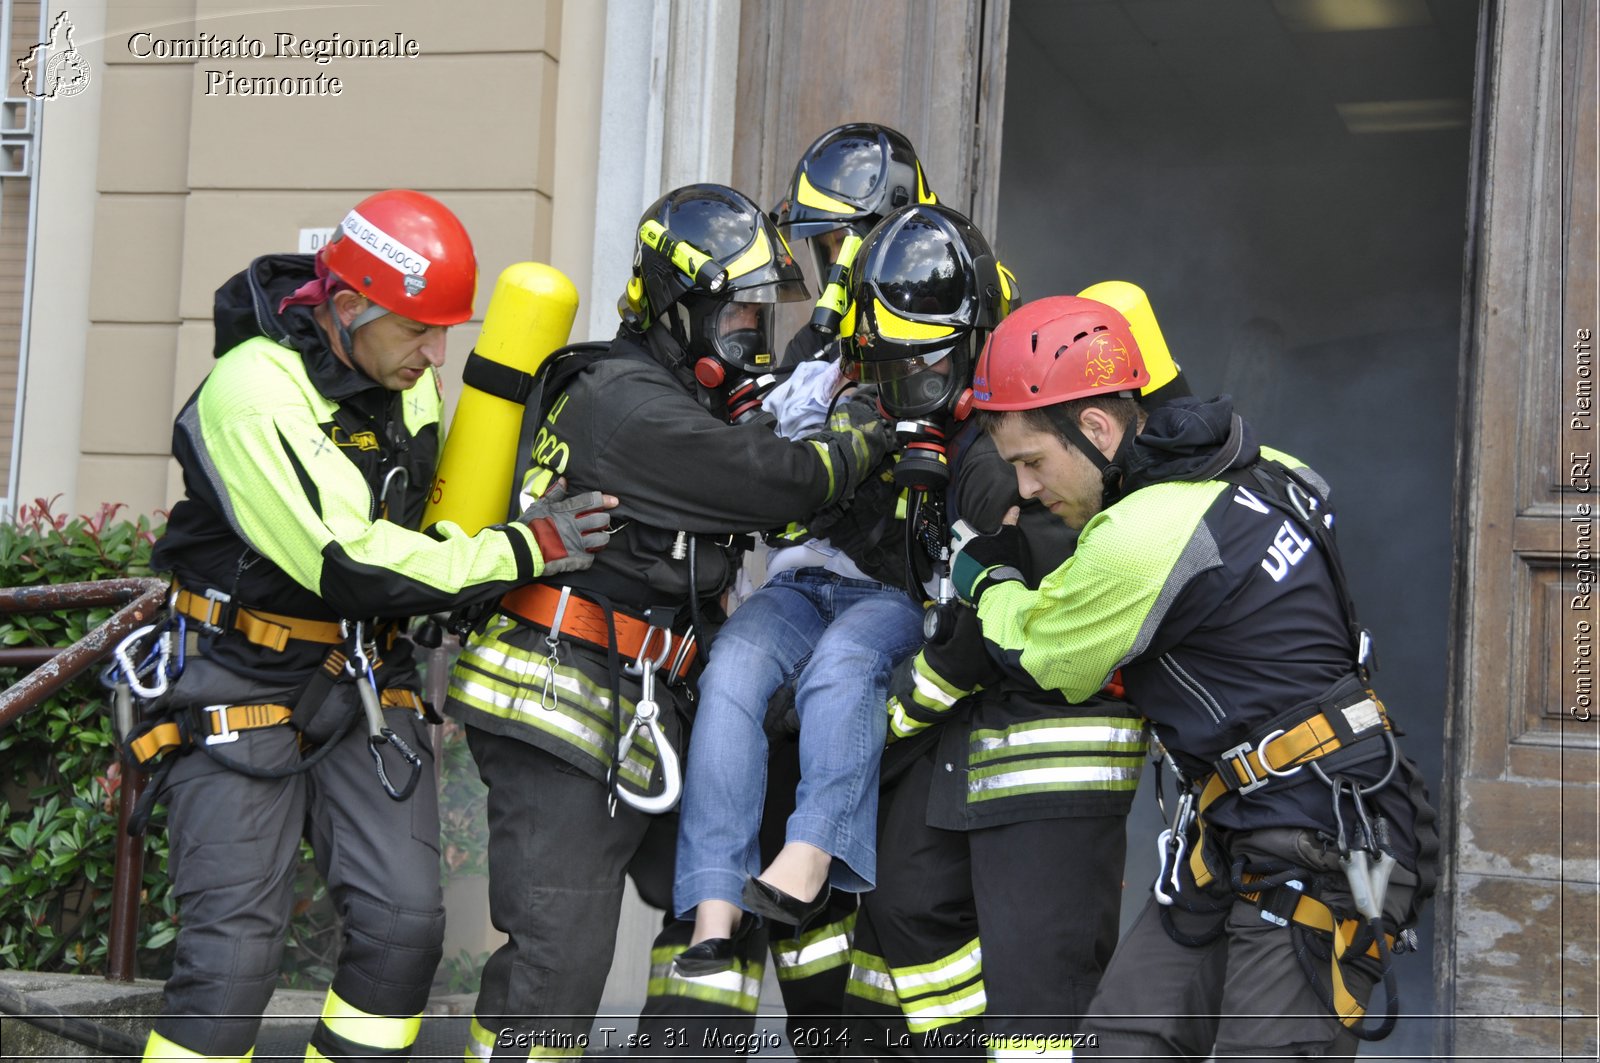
[847,349,958,419]
[728,277,810,305]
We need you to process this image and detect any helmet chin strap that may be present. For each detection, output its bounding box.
[1047,408,1139,507]
[327,295,389,366]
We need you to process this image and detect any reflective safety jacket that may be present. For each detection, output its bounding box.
[446,330,872,788]
[151,254,544,680]
[892,427,1148,829]
[975,397,1421,861]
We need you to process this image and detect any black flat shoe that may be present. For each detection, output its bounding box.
[674,937,736,976]
[742,876,831,930]
[674,913,763,976]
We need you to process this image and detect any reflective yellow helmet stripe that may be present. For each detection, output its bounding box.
[318,988,422,1051]
[723,226,775,280]
[796,171,857,215]
[916,163,938,205]
[873,298,956,340]
[998,263,1018,302]
[1077,280,1179,394]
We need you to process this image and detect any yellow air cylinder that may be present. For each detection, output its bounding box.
[423,262,579,534]
[1077,280,1180,396]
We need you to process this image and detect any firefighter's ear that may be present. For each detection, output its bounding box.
[330,288,367,328]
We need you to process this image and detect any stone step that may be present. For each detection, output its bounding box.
[0,973,805,1060]
[0,972,482,1062]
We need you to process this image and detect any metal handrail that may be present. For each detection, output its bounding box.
[0,577,169,981]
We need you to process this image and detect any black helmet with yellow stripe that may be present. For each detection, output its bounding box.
[620,184,809,400]
[775,124,936,242]
[775,125,939,338]
[842,204,1018,420]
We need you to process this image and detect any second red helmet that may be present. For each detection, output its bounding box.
[971,295,1147,411]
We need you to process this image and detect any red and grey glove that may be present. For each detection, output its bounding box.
[948,519,1025,605]
[519,482,612,576]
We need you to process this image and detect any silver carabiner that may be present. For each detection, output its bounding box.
[1285,477,1319,523]
[613,634,683,815]
[378,466,410,520]
[1153,828,1186,906]
[624,624,673,678]
[1153,787,1195,905]
[343,619,422,801]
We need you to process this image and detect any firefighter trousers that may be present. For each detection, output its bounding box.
[464,726,677,1060]
[147,659,443,1061]
[637,731,856,1059]
[1083,826,1422,1061]
[845,746,1126,1059]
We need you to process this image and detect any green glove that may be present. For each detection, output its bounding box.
[948,519,1025,605]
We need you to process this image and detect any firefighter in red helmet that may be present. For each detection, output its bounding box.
[953,294,1438,1058]
[139,190,615,1062]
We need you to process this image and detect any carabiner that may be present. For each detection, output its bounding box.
[112,619,177,699]
[612,646,683,815]
[624,624,673,679]
[1152,787,1195,905]
[539,587,573,712]
[344,621,385,739]
[369,725,423,801]
[343,619,419,800]
[377,466,410,521]
[1153,828,1187,906]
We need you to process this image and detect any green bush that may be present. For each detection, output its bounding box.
[0,497,178,976]
[0,497,491,993]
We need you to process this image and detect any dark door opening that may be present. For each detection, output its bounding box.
[997,0,1481,1052]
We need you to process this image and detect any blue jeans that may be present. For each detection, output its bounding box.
[673,568,925,916]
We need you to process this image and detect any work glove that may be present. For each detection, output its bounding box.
[809,397,891,505]
[519,482,612,576]
[885,604,996,742]
[948,519,1025,605]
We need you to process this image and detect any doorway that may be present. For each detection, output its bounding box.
[997,0,1482,1052]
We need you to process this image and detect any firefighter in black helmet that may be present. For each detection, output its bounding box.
[773,122,940,367]
[446,183,892,1061]
[626,129,946,1060]
[835,207,1147,1059]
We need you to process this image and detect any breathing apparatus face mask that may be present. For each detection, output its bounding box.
[844,340,971,491]
[686,295,780,422]
[846,336,968,421]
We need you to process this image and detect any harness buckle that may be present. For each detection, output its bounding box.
[625,614,674,678]
[1257,878,1305,928]
[1220,740,1269,795]
[202,703,240,746]
[198,587,234,635]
